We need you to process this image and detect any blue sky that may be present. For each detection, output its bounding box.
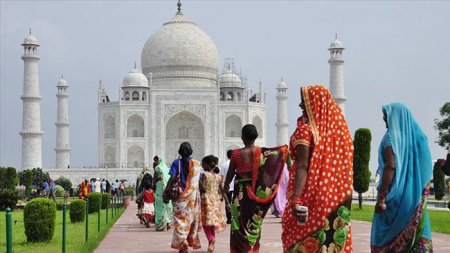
[1,0,449,175]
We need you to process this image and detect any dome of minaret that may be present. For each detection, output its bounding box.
[141,11,219,82]
[219,70,242,87]
[329,36,344,49]
[277,79,287,89]
[123,68,149,87]
[23,34,39,45]
[57,78,68,87]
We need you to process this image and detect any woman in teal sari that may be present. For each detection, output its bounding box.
[371,103,433,252]
[153,155,173,231]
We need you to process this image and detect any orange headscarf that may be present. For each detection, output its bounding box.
[282,85,354,252]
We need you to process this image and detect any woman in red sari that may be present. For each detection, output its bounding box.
[225,124,289,253]
[282,86,354,253]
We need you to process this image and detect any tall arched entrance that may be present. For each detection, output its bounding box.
[165,111,205,160]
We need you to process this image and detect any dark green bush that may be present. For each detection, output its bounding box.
[0,167,18,191]
[55,177,72,191]
[101,193,110,209]
[69,199,85,223]
[0,190,19,211]
[433,163,446,200]
[86,192,102,213]
[123,188,134,196]
[24,198,56,242]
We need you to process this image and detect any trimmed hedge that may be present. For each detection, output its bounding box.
[24,198,56,242]
[55,176,72,191]
[0,190,19,211]
[69,199,86,223]
[101,193,110,209]
[0,167,18,191]
[86,192,102,213]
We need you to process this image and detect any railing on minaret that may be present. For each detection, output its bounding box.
[20,30,43,170]
[276,78,289,146]
[55,77,71,169]
[328,34,346,115]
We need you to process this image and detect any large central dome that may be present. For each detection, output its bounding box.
[141,12,219,84]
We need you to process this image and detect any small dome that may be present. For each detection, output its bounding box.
[23,34,38,45]
[219,70,242,87]
[277,80,287,89]
[57,78,68,87]
[123,68,149,87]
[330,39,344,49]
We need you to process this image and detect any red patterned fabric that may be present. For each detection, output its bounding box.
[231,149,253,179]
[282,86,354,253]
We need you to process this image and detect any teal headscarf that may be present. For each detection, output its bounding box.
[371,103,432,246]
[156,157,170,186]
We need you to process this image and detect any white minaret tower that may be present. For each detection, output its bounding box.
[55,76,71,169]
[276,78,289,146]
[20,30,43,170]
[328,34,346,114]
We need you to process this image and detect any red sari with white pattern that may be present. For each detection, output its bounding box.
[282,86,354,253]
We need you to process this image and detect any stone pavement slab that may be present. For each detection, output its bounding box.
[95,203,450,253]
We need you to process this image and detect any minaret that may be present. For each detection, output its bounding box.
[328,34,346,114]
[20,30,43,170]
[55,77,71,169]
[276,78,289,146]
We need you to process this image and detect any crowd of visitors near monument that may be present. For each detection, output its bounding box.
[69,85,449,253]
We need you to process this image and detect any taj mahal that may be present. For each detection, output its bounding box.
[19,2,346,183]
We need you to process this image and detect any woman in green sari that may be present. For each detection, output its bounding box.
[153,155,173,231]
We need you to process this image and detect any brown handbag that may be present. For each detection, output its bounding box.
[163,159,182,203]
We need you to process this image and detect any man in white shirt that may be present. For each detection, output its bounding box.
[219,150,234,224]
[94,178,101,193]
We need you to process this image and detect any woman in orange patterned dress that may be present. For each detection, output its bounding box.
[200,155,229,253]
[282,86,354,253]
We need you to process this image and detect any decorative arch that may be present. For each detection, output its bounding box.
[166,111,204,160]
[237,92,242,101]
[104,116,115,138]
[220,92,225,101]
[124,91,130,100]
[142,91,147,101]
[132,91,139,101]
[105,145,115,167]
[127,114,144,137]
[225,115,242,137]
[127,145,144,168]
[253,116,263,138]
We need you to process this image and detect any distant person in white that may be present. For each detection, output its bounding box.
[219,149,234,224]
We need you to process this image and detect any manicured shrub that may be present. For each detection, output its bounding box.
[433,163,446,200]
[55,177,72,191]
[353,128,372,209]
[0,190,19,211]
[86,192,102,213]
[0,167,18,191]
[123,188,134,196]
[55,185,66,197]
[101,193,110,209]
[23,198,56,242]
[69,199,86,223]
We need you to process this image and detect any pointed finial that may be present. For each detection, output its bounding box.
[335,33,338,40]
[61,74,64,79]
[281,77,284,82]
[177,0,182,13]
[29,28,32,35]
[134,61,137,69]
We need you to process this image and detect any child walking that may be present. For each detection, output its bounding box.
[200,155,230,253]
[141,180,155,228]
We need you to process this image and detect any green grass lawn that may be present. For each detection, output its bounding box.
[351,204,450,234]
[0,206,125,253]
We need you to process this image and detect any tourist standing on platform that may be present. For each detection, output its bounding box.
[224,124,288,253]
[153,155,173,231]
[282,86,354,253]
[43,180,49,197]
[49,178,56,202]
[79,179,90,200]
[200,155,229,253]
[112,179,118,196]
[219,149,234,224]
[371,103,433,252]
[95,178,101,193]
[101,179,107,193]
[168,142,202,253]
[90,178,95,192]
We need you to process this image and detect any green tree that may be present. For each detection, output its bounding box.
[55,176,72,191]
[433,162,446,200]
[19,168,49,187]
[0,167,18,190]
[353,128,372,209]
[434,102,450,149]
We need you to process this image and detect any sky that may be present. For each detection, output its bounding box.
[1,0,449,175]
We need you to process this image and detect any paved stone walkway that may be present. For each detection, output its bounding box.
[95,203,450,253]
